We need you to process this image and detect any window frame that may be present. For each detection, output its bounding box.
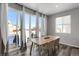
[56,15,71,34]
[8,6,22,47]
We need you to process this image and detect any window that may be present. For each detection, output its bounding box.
[38,15,47,37]
[31,14,37,38]
[56,15,71,33]
[8,7,21,49]
[38,16,42,37]
[43,17,47,35]
[17,11,21,46]
[24,13,30,43]
[8,7,18,46]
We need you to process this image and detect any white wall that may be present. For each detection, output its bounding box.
[47,7,79,48]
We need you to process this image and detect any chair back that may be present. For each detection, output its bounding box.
[54,38,60,46]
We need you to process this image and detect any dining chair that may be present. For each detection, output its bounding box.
[30,42,33,56]
[53,38,60,55]
[30,42,49,56]
[40,43,49,56]
[48,40,55,56]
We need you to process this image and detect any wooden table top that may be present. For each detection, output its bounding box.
[31,35,60,45]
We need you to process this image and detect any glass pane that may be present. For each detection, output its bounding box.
[63,25,71,33]
[41,17,47,36]
[56,17,62,25]
[17,12,21,46]
[38,17,42,37]
[8,7,18,49]
[31,15,36,38]
[62,15,71,24]
[43,17,47,35]
[24,13,30,43]
[56,25,63,33]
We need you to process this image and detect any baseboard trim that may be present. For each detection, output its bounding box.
[59,43,79,49]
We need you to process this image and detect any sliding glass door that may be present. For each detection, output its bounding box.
[7,7,47,49]
[24,13,30,43]
[17,11,21,47]
[43,16,47,35]
[24,14,47,40]
[8,7,21,49]
[8,7,17,49]
[38,16,47,37]
[38,16,42,37]
[31,15,37,38]
[24,13,37,43]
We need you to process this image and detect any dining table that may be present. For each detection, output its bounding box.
[30,35,60,56]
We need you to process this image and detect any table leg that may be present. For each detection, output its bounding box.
[30,42,33,56]
[38,45,41,56]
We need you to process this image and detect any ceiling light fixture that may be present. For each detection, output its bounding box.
[56,5,59,8]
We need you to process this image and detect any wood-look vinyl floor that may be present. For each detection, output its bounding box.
[7,42,79,56]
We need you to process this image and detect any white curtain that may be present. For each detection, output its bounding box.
[21,7,26,48]
[44,15,47,35]
[1,3,8,53]
[41,15,47,36]
[34,13,47,37]
[36,12,39,38]
[29,14,31,40]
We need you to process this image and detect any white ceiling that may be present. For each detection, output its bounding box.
[20,3,79,15]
